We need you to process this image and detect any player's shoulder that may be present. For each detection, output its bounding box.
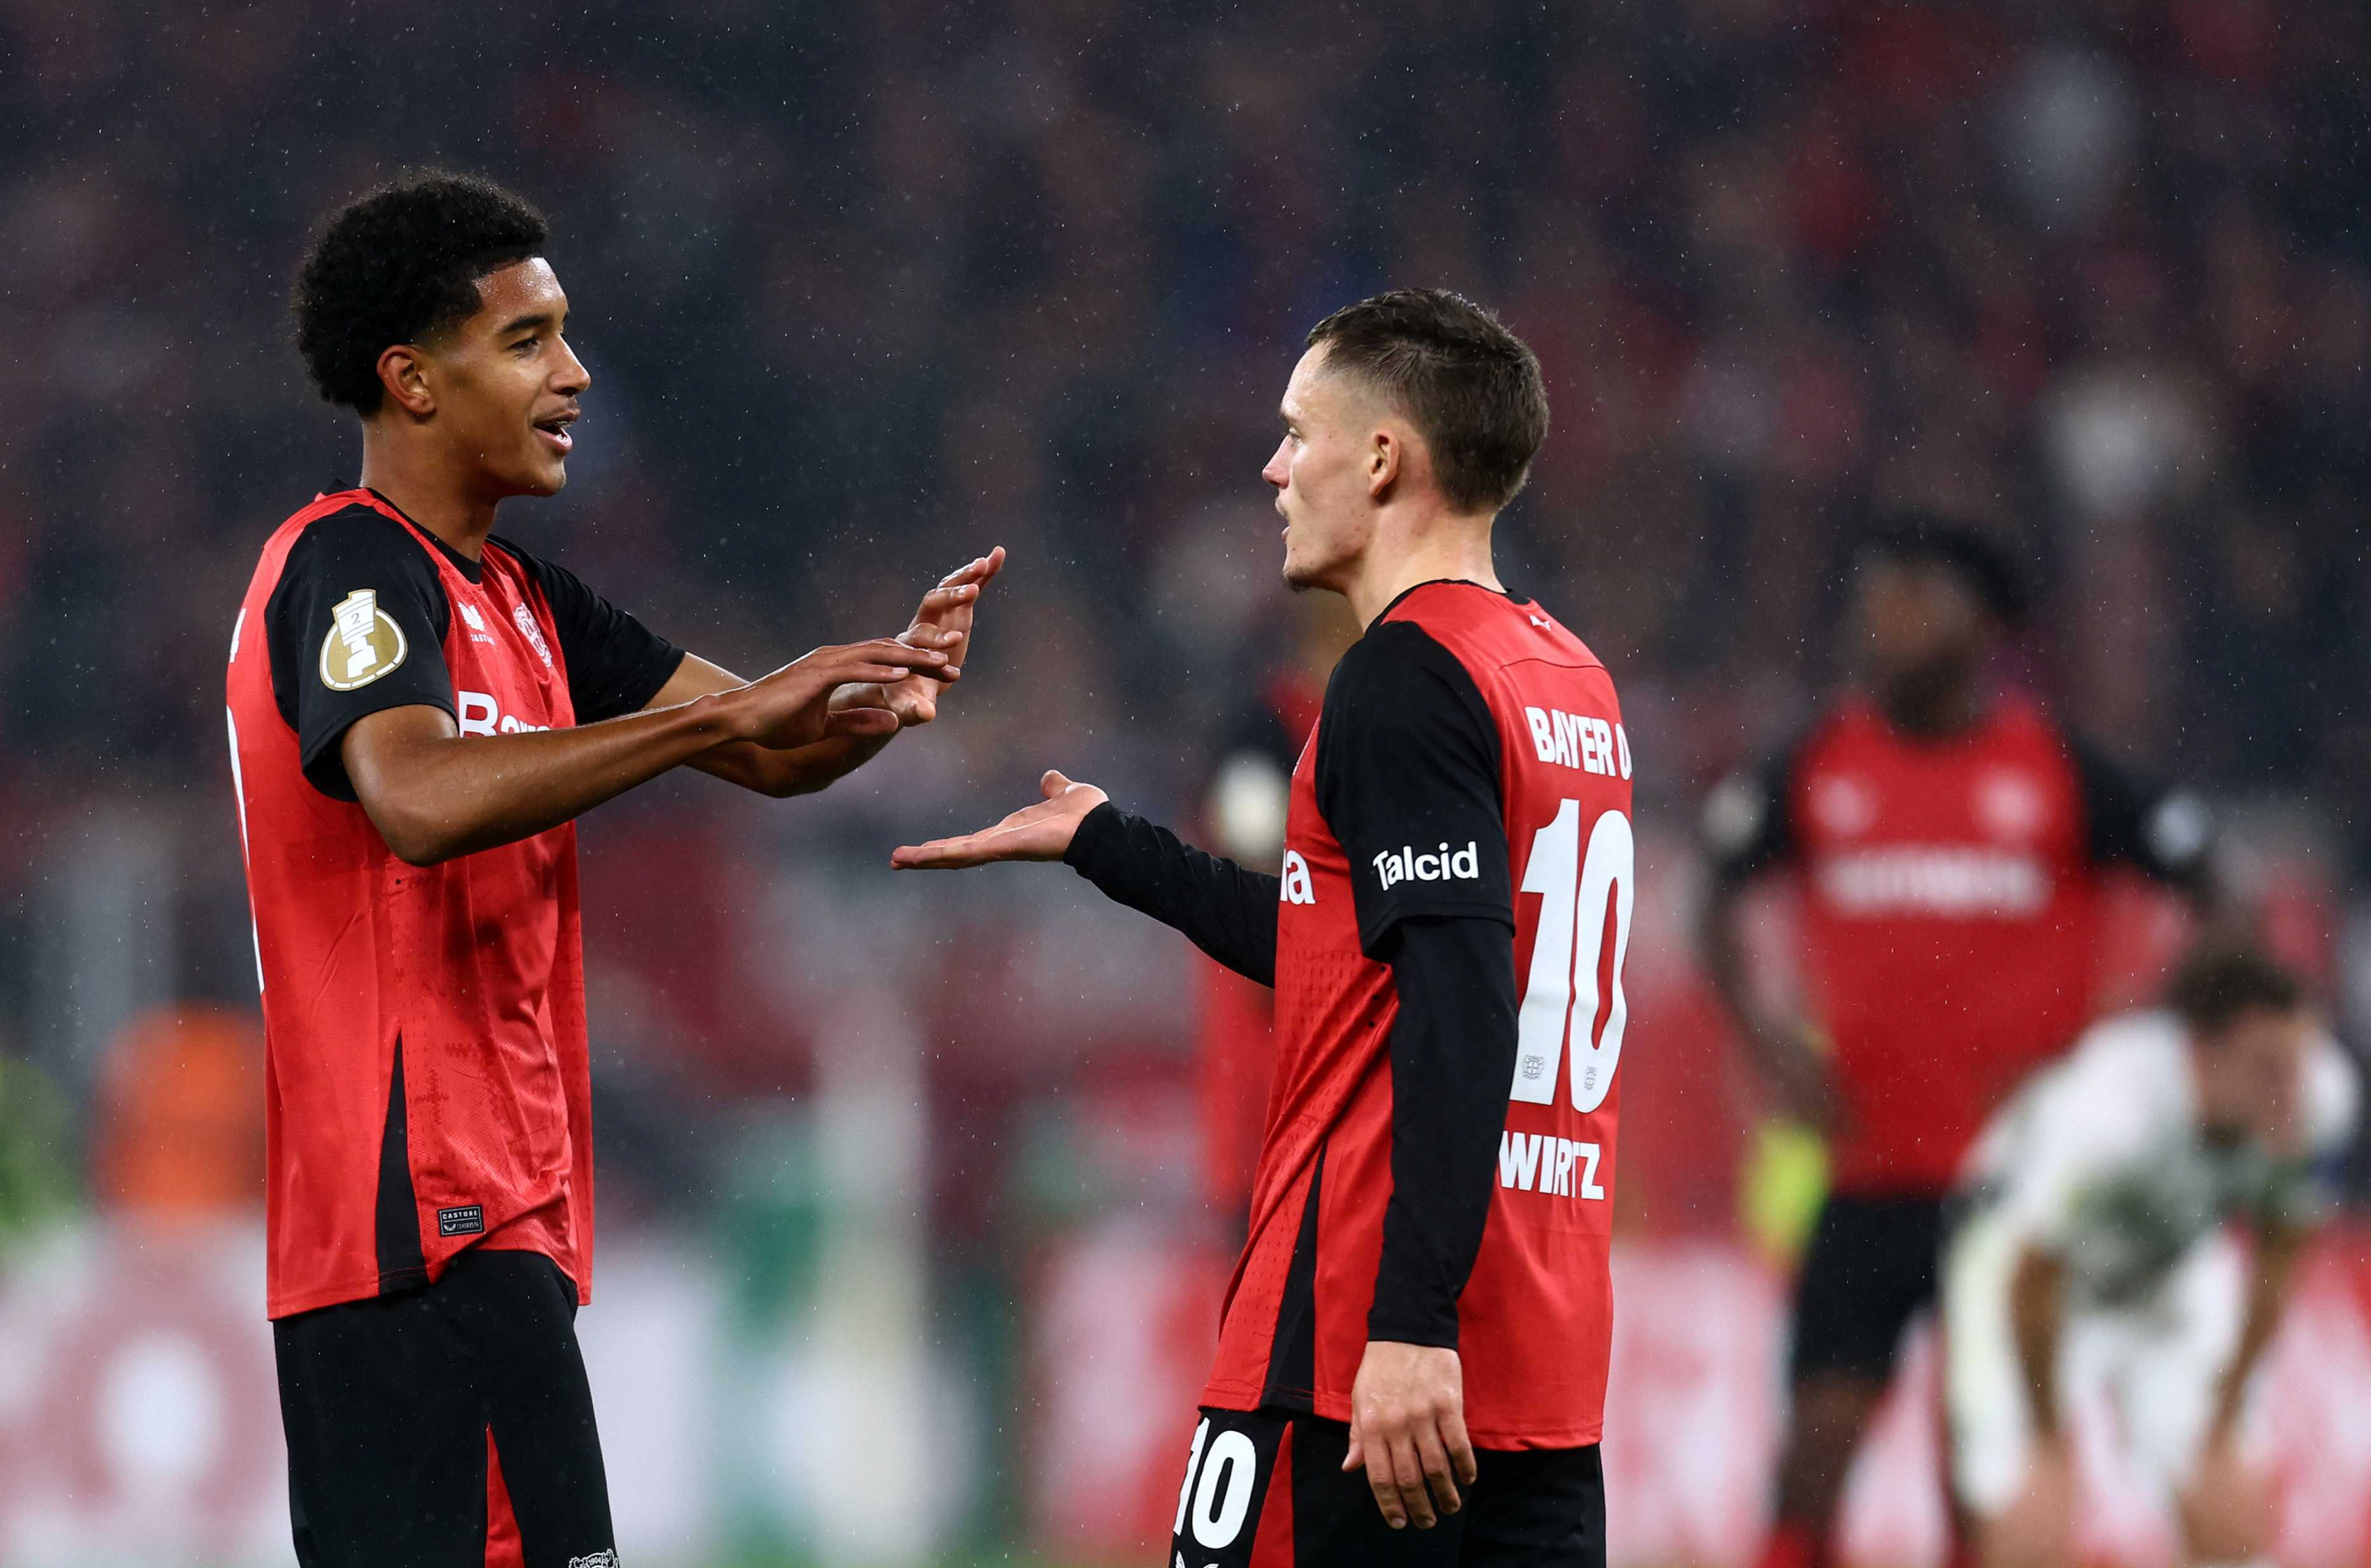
[1382,579,1605,673]
[277,492,431,570]
[2064,1009,2190,1104]
[2306,1031,2362,1152]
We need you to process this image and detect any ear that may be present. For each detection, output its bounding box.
[1367,426,1401,499]
[375,345,436,419]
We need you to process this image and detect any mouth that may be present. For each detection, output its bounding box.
[533,409,578,454]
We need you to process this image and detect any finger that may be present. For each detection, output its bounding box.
[824,707,900,739]
[1038,769,1072,800]
[1441,1405,1478,1490]
[918,583,980,611]
[889,839,990,870]
[1341,1425,1364,1474]
[1388,1433,1434,1528]
[842,662,956,688]
[1415,1426,1461,1517]
[1363,1435,1406,1529]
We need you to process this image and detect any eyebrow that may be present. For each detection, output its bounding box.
[499,311,557,336]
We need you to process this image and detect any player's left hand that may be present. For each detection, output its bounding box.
[870,548,1005,726]
[1342,1340,1477,1531]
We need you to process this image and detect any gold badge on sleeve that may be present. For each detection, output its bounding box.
[318,588,409,691]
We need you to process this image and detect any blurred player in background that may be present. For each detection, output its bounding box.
[1698,518,2218,1568]
[228,172,996,1568]
[1944,950,2357,1568]
[1196,595,1359,1237]
[898,290,1630,1564]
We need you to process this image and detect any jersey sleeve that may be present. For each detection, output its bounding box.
[1365,912,1521,1348]
[1062,803,1281,986]
[502,544,687,724]
[1701,737,1801,888]
[1993,1033,2166,1253]
[1314,621,1513,956]
[2256,1035,2364,1231]
[2064,735,2213,888]
[264,509,455,801]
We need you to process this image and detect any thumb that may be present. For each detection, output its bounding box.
[1039,769,1073,799]
[827,708,900,738]
[1341,1423,1363,1474]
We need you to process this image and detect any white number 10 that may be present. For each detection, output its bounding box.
[1510,801,1634,1111]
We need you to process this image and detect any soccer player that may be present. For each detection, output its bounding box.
[1698,518,2217,1568]
[225,172,997,1568]
[896,290,1629,1565]
[1943,951,2357,1567]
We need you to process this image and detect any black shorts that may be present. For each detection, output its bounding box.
[1170,1406,1604,1567]
[273,1248,615,1568]
[1787,1192,1946,1382]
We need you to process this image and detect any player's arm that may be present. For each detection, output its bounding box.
[2065,735,2232,931]
[2007,1241,2069,1439]
[890,774,1282,985]
[643,550,1005,797]
[1696,741,1837,1127]
[342,642,950,864]
[270,514,928,864]
[1311,624,1514,1532]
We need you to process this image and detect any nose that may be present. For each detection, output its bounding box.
[554,335,591,397]
[1262,438,1291,490]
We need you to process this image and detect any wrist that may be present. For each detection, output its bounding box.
[687,686,755,744]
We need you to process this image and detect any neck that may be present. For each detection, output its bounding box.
[1877,666,1985,739]
[1340,507,1502,628]
[358,424,499,561]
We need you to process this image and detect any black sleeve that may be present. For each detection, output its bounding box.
[264,508,455,801]
[502,542,687,724]
[1315,622,1513,956]
[1062,803,1280,986]
[2065,735,2213,889]
[1365,913,1521,1348]
[1700,735,1803,888]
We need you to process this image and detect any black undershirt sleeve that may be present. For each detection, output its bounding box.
[500,542,687,723]
[2065,733,2214,891]
[1062,802,1280,986]
[1314,621,1517,1349]
[1365,913,1521,1348]
[1701,733,1803,890]
[264,507,455,801]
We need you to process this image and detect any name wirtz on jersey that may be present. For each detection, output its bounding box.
[1373,840,1480,890]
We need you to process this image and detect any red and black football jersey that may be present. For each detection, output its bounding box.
[1202,581,1634,1449]
[226,489,681,1318]
[1704,694,2208,1194]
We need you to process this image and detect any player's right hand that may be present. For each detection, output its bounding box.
[1984,1434,2076,1568]
[724,639,957,750]
[889,770,1107,869]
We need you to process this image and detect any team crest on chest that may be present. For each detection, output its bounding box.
[511,602,555,669]
[318,589,408,691]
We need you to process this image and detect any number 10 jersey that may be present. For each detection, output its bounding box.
[1201,579,1634,1449]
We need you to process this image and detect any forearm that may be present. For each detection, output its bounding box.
[350,696,742,864]
[1698,883,1762,1036]
[1062,802,1280,985]
[2010,1244,2067,1435]
[2218,1224,2305,1423]
[691,729,892,797]
[1368,914,1520,1348]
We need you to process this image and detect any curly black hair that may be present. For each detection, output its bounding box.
[292,172,548,413]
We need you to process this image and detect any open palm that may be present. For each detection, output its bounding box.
[891,771,1106,869]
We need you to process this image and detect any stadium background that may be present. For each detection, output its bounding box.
[3,0,2370,1563]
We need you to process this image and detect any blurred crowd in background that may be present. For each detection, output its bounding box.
[4,2,2371,1564]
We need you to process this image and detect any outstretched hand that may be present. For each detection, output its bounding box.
[890,770,1107,869]
[726,639,958,751]
[875,547,1006,728]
